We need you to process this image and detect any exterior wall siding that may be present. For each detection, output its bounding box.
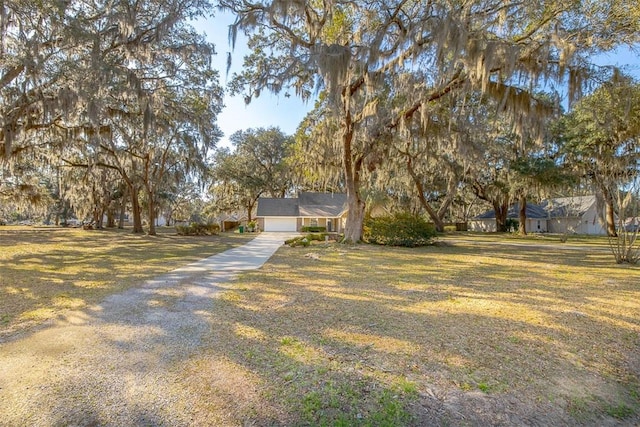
[469,220,497,232]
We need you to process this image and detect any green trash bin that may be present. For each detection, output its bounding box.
[239,225,244,233]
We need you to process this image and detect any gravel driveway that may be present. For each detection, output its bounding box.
[0,233,296,426]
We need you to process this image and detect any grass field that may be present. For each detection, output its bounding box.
[183,235,640,425]
[0,226,252,337]
[1,229,639,425]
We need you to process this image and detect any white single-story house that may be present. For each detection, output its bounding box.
[542,195,606,235]
[469,203,549,233]
[469,195,607,235]
[256,192,348,232]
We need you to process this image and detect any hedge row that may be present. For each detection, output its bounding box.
[285,233,329,247]
[301,226,327,232]
[176,222,220,236]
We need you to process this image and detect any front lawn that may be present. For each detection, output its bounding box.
[0,226,252,338]
[181,237,640,425]
[1,229,638,424]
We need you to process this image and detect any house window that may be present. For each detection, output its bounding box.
[310,218,318,227]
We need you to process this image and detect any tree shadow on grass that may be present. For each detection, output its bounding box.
[0,267,239,425]
[0,239,638,425]
[187,243,640,425]
[0,228,250,341]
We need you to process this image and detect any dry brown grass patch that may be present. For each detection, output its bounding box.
[0,227,252,338]
[199,239,640,425]
[3,229,638,424]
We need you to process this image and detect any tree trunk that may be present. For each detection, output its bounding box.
[472,180,509,232]
[94,208,104,229]
[106,208,116,228]
[407,155,445,232]
[247,199,256,222]
[604,188,617,237]
[118,187,127,229]
[147,196,156,236]
[130,187,144,233]
[54,205,60,226]
[435,173,459,229]
[90,183,101,229]
[518,194,527,235]
[341,107,366,243]
[344,187,366,242]
[92,209,100,228]
[494,197,509,232]
[424,202,445,232]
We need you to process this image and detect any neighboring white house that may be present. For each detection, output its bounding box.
[119,213,169,227]
[256,192,348,232]
[542,195,606,235]
[468,202,549,233]
[469,195,607,235]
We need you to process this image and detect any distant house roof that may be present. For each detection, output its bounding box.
[257,192,348,218]
[541,195,597,218]
[474,202,549,220]
[473,195,599,220]
[216,212,247,221]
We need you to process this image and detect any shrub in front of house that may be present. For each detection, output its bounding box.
[176,222,220,236]
[306,233,328,241]
[301,226,327,233]
[285,236,311,247]
[505,218,519,232]
[363,213,436,247]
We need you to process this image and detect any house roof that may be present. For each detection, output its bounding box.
[215,212,247,222]
[474,202,548,220]
[473,195,599,220]
[298,192,348,217]
[256,197,299,217]
[541,195,597,218]
[257,192,347,218]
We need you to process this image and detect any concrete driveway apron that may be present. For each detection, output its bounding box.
[170,231,299,274]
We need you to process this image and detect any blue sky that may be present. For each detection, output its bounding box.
[594,46,640,70]
[194,12,312,148]
[195,12,639,149]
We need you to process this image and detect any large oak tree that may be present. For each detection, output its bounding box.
[219,0,639,242]
[1,0,222,233]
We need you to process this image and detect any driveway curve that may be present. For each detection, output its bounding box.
[0,232,298,426]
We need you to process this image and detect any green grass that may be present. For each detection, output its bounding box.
[605,403,635,419]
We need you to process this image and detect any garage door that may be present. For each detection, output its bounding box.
[264,217,297,232]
